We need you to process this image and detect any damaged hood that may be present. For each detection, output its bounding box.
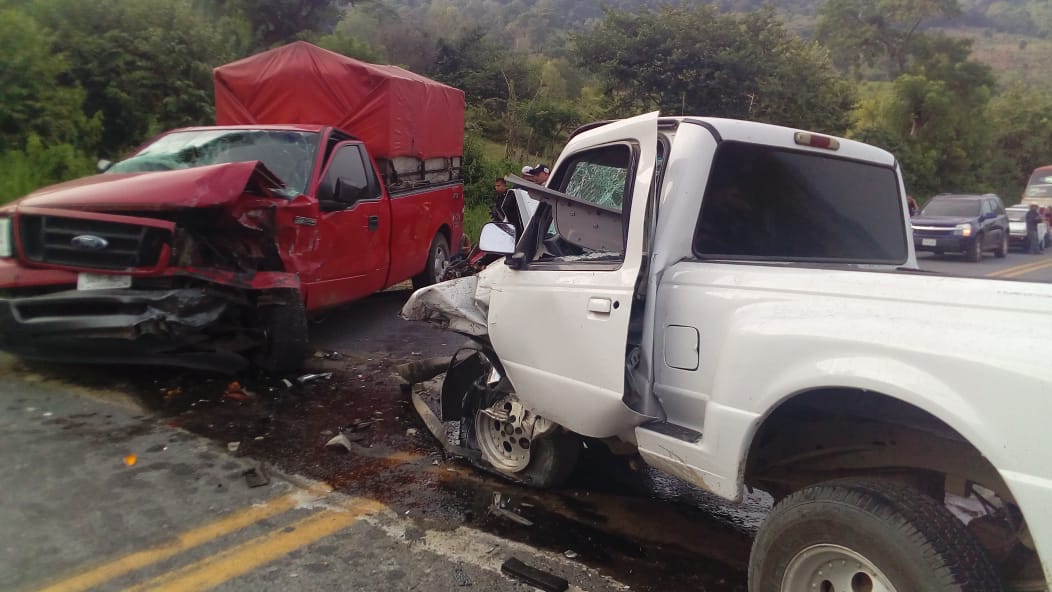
[15,161,289,212]
[401,274,493,336]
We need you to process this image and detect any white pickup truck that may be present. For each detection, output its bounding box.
[403,112,1052,591]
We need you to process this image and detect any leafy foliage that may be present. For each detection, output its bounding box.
[575,6,856,133]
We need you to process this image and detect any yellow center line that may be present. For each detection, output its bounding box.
[124,498,386,592]
[987,258,1052,278]
[32,483,332,592]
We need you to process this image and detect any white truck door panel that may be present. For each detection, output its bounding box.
[487,112,659,438]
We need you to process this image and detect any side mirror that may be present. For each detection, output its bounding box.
[479,222,517,255]
[96,159,113,173]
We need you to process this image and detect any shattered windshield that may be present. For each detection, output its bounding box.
[108,130,321,196]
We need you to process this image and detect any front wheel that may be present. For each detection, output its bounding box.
[458,355,580,488]
[256,291,309,375]
[994,231,1008,258]
[413,234,450,289]
[968,235,983,262]
[749,478,1002,592]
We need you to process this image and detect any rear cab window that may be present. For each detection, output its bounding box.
[692,141,907,265]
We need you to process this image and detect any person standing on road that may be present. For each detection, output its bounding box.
[492,177,509,221]
[1026,203,1042,254]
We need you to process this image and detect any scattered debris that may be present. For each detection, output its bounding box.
[224,381,255,402]
[325,433,354,452]
[281,379,294,388]
[563,550,578,559]
[500,558,568,592]
[490,493,533,526]
[227,442,240,453]
[163,387,183,400]
[297,372,333,385]
[453,565,473,587]
[123,454,137,467]
[325,351,343,360]
[406,428,419,437]
[242,466,270,488]
[395,357,450,384]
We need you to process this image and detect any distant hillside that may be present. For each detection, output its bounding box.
[380,0,1051,88]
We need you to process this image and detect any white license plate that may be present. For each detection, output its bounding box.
[921,238,937,247]
[77,273,132,291]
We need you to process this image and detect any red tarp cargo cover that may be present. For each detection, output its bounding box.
[213,41,465,161]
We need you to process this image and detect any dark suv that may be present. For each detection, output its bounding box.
[911,193,1010,262]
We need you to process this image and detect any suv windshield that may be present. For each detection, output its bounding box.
[922,198,980,217]
[108,129,321,196]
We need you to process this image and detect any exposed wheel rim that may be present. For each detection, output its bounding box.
[782,544,897,592]
[432,244,449,282]
[475,395,532,472]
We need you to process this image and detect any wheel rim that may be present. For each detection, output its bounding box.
[475,395,532,472]
[782,544,898,592]
[432,245,449,281]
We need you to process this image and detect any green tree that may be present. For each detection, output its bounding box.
[0,7,98,152]
[27,0,235,156]
[211,0,340,50]
[985,84,1052,203]
[816,0,962,79]
[575,6,856,133]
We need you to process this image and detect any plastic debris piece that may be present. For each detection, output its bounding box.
[500,558,568,592]
[453,565,473,587]
[406,428,419,437]
[227,442,240,453]
[297,372,333,385]
[243,466,270,488]
[281,379,294,388]
[325,351,343,360]
[490,493,533,526]
[123,454,137,467]
[563,550,578,559]
[325,433,354,452]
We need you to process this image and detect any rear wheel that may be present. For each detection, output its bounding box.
[749,478,1002,592]
[994,231,1008,258]
[968,235,983,262]
[413,234,450,289]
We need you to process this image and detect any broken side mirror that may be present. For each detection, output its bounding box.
[96,159,113,173]
[479,222,517,255]
[335,177,368,205]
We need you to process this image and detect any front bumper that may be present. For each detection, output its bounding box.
[0,288,250,371]
[913,233,974,253]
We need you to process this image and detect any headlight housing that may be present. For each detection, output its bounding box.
[954,223,973,237]
[0,218,12,258]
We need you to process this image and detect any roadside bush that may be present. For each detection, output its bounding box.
[0,135,95,204]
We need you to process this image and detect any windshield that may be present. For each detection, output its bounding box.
[1028,170,1052,186]
[108,130,321,196]
[922,198,980,217]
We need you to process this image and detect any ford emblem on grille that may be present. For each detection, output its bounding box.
[70,235,109,251]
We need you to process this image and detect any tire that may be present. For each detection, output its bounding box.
[458,351,580,488]
[749,478,1003,592]
[994,231,1008,258]
[412,234,450,290]
[256,292,309,375]
[968,235,983,262]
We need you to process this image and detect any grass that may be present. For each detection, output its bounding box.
[945,27,1052,91]
[462,202,492,243]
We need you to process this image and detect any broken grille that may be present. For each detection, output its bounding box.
[18,215,170,270]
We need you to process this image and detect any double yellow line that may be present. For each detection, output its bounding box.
[31,484,386,592]
[986,257,1052,279]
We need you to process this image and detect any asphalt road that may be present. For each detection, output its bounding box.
[1,254,1049,592]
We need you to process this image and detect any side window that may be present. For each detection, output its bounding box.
[319,144,379,205]
[531,144,633,265]
[693,141,907,264]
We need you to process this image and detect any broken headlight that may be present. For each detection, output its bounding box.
[0,218,12,258]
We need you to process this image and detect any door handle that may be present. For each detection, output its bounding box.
[587,297,612,314]
[368,215,379,231]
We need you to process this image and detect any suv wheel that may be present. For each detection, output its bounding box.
[994,231,1008,258]
[968,234,983,262]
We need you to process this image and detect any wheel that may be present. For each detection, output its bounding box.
[412,234,450,289]
[256,291,309,375]
[968,235,983,262]
[749,478,1003,592]
[458,351,580,488]
[994,231,1008,258]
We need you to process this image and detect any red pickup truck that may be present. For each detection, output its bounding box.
[0,42,464,373]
